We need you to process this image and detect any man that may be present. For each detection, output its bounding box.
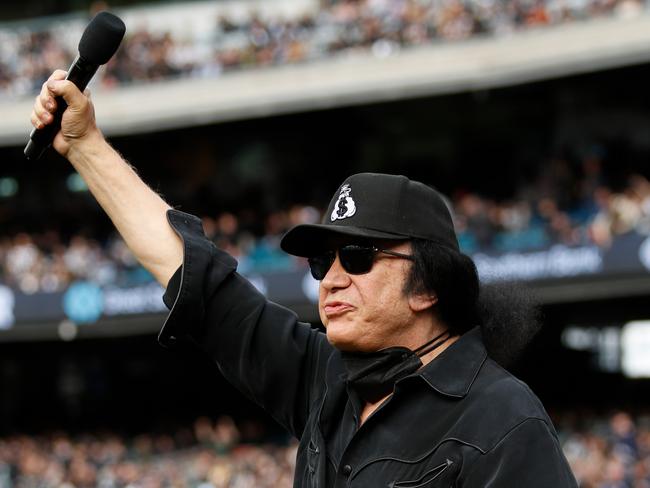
[31,70,578,486]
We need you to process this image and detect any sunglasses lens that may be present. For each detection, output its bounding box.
[339,245,375,274]
[308,246,376,279]
[308,252,335,280]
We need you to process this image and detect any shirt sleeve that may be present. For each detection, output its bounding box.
[159,209,333,439]
[460,418,578,487]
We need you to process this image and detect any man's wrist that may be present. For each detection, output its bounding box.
[66,128,109,164]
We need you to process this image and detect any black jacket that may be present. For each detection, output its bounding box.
[160,209,578,487]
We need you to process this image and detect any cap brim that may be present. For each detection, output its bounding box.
[280,223,408,257]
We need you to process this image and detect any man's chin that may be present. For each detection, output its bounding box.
[325,323,361,352]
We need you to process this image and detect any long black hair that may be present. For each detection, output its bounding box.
[403,238,542,367]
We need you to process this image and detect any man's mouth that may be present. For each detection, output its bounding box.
[323,301,354,317]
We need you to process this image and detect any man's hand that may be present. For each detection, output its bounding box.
[28,69,183,287]
[30,70,101,158]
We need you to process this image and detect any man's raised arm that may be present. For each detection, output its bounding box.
[30,70,182,286]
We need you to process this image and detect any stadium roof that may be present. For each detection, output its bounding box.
[3,14,650,146]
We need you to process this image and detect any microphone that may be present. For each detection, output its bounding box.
[24,12,126,160]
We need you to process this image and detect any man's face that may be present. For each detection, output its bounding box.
[317,240,420,352]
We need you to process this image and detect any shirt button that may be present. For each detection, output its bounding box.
[342,464,352,477]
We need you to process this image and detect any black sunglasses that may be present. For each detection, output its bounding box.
[307,244,414,280]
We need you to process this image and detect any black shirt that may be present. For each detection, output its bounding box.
[160,209,578,487]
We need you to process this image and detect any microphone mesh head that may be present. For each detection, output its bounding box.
[78,12,126,65]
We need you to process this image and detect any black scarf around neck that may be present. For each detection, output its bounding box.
[341,331,452,404]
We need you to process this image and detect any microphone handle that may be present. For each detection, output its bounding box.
[24,56,99,160]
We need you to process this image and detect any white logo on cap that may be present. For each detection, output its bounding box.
[330,184,356,221]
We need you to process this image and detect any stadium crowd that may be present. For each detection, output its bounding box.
[0,416,297,488]
[453,161,650,254]
[0,232,148,294]
[0,204,321,293]
[560,410,650,487]
[0,0,648,98]
[2,157,650,293]
[3,411,650,487]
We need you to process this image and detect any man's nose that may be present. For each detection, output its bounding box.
[321,255,351,290]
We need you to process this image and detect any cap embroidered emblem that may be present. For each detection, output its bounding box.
[330,184,356,221]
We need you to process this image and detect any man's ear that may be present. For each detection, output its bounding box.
[408,292,437,313]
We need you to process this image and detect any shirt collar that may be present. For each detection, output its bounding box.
[416,326,487,398]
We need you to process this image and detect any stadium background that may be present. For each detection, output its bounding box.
[2,0,650,485]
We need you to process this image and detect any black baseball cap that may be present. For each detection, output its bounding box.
[280,173,459,257]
